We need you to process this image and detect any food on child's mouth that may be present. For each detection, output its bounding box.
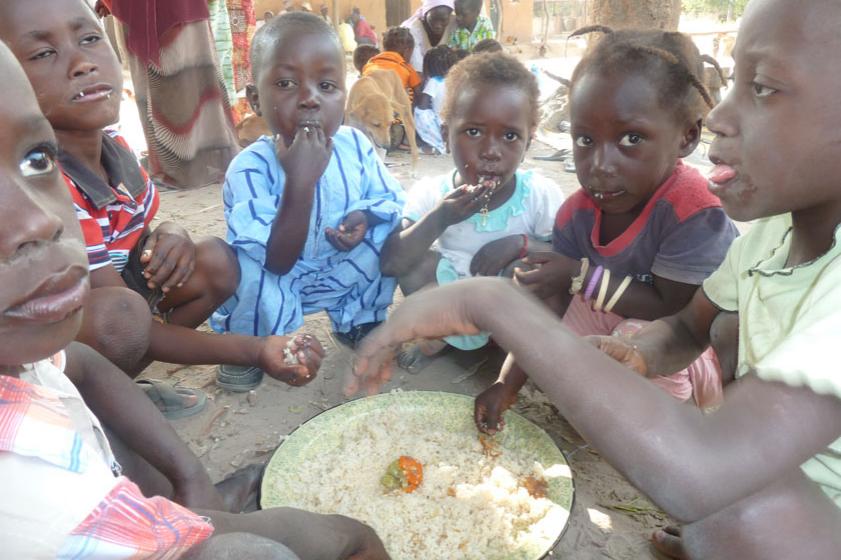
[381,456,424,493]
[478,175,501,189]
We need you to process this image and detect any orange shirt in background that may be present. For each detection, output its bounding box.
[362,51,422,100]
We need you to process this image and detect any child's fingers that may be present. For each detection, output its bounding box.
[324,228,347,251]
[299,348,322,374]
[365,362,392,396]
[147,256,179,289]
[140,235,156,264]
[445,185,472,200]
[348,351,389,396]
[513,266,541,284]
[292,333,325,357]
[286,365,315,386]
[522,251,557,266]
[341,225,366,247]
[161,255,194,292]
[343,211,367,229]
[332,232,353,251]
[144,236,176,276]
[304,334,326,358]
[343,366,362,396]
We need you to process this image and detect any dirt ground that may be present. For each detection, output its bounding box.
[136,133,721,558]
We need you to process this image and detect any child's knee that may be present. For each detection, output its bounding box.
[81,287,151,374]
[184,533,299,560]
[397,251,440,295]
[195,237,240,301]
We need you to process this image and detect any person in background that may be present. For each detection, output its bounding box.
[94,0,240,189]
[350,7,378,46]
[449,0,494,51]
[472,38,503,54]
[225,0,258,120]
[353,44,381,76]
[400,0,454,73]
[362,27,422,102]
[413,45,458,154]
[320,3,333,26]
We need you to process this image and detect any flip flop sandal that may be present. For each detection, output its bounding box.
[216,364,264,393]
[136,379,207,420]
[333,322,382,349]
[396,343,436,374]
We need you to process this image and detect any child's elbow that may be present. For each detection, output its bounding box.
[380,248,412,278]
[380,256,402,278]
[264,255,294,276]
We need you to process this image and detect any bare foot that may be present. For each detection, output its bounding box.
[651,526,686,560]
[215,463,265,513]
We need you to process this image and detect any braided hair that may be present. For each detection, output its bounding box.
[441,52,539,128]
[570,26,718,122]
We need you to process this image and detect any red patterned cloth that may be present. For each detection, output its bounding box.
[59,132,159,273]
[0,360,213,558]
[62,478,214,558]
[226,0,257,119]
[227,0,256,93]
[107,0,211,66]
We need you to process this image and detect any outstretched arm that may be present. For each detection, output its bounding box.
[87,266,322,383]
[350,278,841,522]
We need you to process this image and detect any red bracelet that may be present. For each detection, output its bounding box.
[518,234,529,259]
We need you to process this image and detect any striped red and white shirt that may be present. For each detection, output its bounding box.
[60,132,159,273]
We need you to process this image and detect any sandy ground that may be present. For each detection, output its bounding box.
[137,136,715,558]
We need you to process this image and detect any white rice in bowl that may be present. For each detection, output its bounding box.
[264,392,572,560]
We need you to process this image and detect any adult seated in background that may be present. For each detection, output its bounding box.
[400,0,455,73]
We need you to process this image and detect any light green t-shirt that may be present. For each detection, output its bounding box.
[703,213,841,506]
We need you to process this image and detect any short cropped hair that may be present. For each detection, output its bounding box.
[441,52,539,128]
[250,11,341,82]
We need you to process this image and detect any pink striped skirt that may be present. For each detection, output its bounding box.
[563,295,723,410]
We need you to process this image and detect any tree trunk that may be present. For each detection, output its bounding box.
[587,0,682,31]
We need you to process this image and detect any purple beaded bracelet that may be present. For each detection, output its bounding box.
[584,265,604,301]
